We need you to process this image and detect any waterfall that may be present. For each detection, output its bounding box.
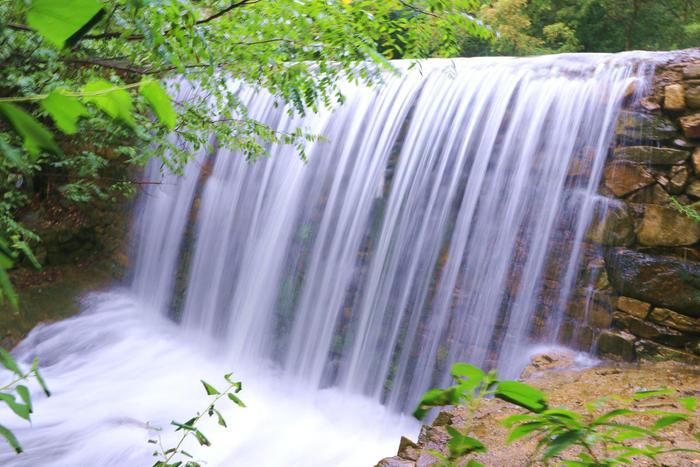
[2,53,656,466]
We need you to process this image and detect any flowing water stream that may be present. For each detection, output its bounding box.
[2,53,659,466]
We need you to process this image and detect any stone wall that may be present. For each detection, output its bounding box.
[575,52,700,364]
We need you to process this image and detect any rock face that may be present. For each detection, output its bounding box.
[680,113,700,138]
[603,161,653,196]
[664,83,685,111]
[605,248,700,318]
[615,110,677,140]
[596,330,636,361]
[687,86,700,109]
[637,204,700,246]
[613,146,689,165]
[587,199,635,246]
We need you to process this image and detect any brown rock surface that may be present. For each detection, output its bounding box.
[378,362,700,467]
[603,161,653,196]
[637,204,700,246]
[680,113,700,138]
[613,146,688,165]
[616,296,651,319]
[664,83,685,111]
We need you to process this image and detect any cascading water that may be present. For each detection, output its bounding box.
[2,53,657,466]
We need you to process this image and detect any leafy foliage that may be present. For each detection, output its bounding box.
[0,348,50,453]
[0,0,490,309]
[415,363,700,466]
[149,373,244,467]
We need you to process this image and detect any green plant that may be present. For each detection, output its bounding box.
[150,373,245,467]
[0,348,50,453]
[503,388,700,466]
[413,363,548,466]
[415,363,700,466]
[671,196,700,222]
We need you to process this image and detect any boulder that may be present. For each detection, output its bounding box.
[588,302,613,328]
[397,436,421,462]
[649,307,700,334]
[635,339,700,365]
[626,184,671,205]
[586,198,635,246]
[603,161,654,196]
[693,148,700,174]
[687,180,700,198]
[605,248,700,317]
[616,296,651,319]
[680,113,700,139]
[684,64,700,79]
[612,312,688,348]
[520,352,575,379]
[664,84,685,111]
[637,204,700,246]
[596,330,636,361]
[614,111,677,141]
[668,165,689,194]
[687,87,700,109]
[613,146,689,165]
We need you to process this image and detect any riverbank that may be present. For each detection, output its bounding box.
[377,356,700,466]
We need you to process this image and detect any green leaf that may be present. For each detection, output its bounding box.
[450,363,485,382]
[652,414,687,431]
[171,421,195,431]
[495,381,548,413]
[413,387,460,420]
[0,393,31,420]
[592,408,634,425]
[466,461,483,467]
[227,393,246,408]
[200,380,219,395]
[507,421,545,443]
[446,426,486,457]
[193,429,210,446]
[632,388,674,400]
[542,429,583,460]
[0,267,19,310]
[26,0,104,48]
[41,91,89,134]
[140,80,176,130]
[33,362,51,397]
[15,385,31,413]
[679,397,697,413]
[0,424,22,453]
[0,348,22,376]
[212,408,227,427]
[0,103,60,156]
[81,79,135,127]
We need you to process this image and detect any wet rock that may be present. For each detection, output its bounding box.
[432,411,454,427]
[664,84,685,111]
[684,64,700,79]
[615,111,677,141]
[637,204,700,246]
[687,87,700,109]
[596,330,636,361]
[397,437,420,462]
[520,351,575,379]
[640,96,660,112]
[603,161,654,196]
[616,296,651,319]
[613,146,689,165]
[605,248,700,317]
[686,180,700,198]
[626,184,671,205]
[375,456,415,467]
[586,198,635,246]
[693,148,700,174]
[635,339,700,365]
[649,307,700,334]
[680,113,700,139]
[668,165,689,194]
[588,302,613,328]
[612,312,688,348]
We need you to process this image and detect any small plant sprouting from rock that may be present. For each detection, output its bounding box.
[414,363,700,466]
[413,363,548,466]
[150,373,245,467]
[0,348,50,454]
[670,196,700,222]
